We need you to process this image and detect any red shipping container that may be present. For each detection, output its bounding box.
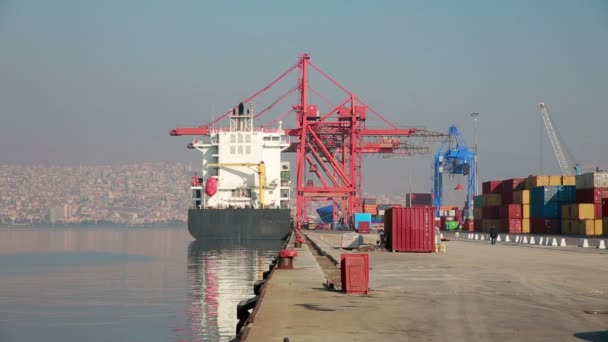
[501,218,522,233]
[499,204,522,219]
[474,219,482,232]
[604,199,608,217]
[595,203,603,219]
[503,178,524,192]
[482,206,500,219]
[464,220,475,232]
[358,221,370,234]
[575,188,608,203]
[384,207,435,252]
[340,254,369,294]
[501,191,514,205]
[482,181,503,194]
[530,218,561,234]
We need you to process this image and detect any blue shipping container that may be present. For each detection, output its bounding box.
[530,186,559,204]
[354,213,372,229]
[316,205,334,224]
[557,186,576,203]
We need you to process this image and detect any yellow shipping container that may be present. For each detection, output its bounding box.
[595,219,603,236]
[522,218,530,233]
[549,175,562,186]
[583,219,595,236]
[522,204,530,219]
[513,190,530,204]
[564,203,595,220]
[483,194,502,207]
[562,176,576,186]
[526,175,549,189]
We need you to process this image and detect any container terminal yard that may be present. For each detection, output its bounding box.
[170,54,608,341]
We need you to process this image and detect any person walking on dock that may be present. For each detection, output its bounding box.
[490,226,498,245]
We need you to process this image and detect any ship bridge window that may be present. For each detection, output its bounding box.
[238,133,243,143]
[238,145,243,154]
[230,134,236,143]
[230,146,236,154]
[245,134,251,143]
[263,137,271,141]
[272,136,280,141]
[245,145,251,154]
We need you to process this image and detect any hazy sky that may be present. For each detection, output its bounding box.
[1,1,607,199]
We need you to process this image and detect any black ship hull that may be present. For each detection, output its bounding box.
[187,208,292,241]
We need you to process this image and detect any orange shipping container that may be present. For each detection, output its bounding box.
[595,219,603,236]
[549,175,562,186]
[562,176,576,186]
[522,204,530,219]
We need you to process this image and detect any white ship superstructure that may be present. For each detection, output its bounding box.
[190,103,291,209]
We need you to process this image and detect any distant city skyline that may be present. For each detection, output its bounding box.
[1,1,607,199]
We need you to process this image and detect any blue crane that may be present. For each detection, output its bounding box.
[433,125,476,217]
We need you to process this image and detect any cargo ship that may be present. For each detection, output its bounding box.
[186,103,292,241]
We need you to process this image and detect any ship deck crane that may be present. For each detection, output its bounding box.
[433,125,476,217]
[539,101,581,176]
[206,162,267,208]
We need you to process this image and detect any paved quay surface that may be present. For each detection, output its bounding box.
[244,230,608,342]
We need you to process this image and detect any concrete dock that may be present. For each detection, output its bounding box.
[244,231,608,341]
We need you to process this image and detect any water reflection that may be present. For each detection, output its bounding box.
[183,239,284,342]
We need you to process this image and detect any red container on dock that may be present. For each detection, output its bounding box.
[358,221,370,234]
[603,199,608,217]
[482,206,500,219]
[500,204,522,219]
[483,181,503,194]
[501,218,522,233]
[340,254,369,294]
[503,178,524,192]
[384,207,435,252]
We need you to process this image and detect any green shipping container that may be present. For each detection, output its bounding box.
[446,221,460,230]
[474,195,483,208]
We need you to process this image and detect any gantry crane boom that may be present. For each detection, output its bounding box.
[538,101,581,176]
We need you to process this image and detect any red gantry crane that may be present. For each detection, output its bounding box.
[170,53,445,246]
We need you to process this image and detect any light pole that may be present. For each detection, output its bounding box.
[471,112,480,196]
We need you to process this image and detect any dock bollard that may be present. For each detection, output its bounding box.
[278,249,298,269]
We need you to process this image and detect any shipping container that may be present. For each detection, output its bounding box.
[576,172,608,190]
[406,193,433,207]
[562,219,573,235]
[483,194,502,207]
[483,180,503,194]
[561,176,576,186]
[377,204,393,211]
[604,218,608,236]
[474,219,483,232]
[503,178,524,192]
[362,198,377,206]
[481,219,502,233]
[522,218,530,233]
[530,186,562,218]
[576,188,608,204]
[513,190,530,205]
[500,204,522,219]
[522,204,530,219]
[473,195,483,208]
[530,218,560,234]
[525,175,549,189]
[482,206,500,219]
[557,186,576,203]
[604,199,608,218]
[473,208,483,220]
[384,207,435,252]
[561,203,595,220]
[502,191,514,205]
[549,175,562,186]
[595,219,603,236]
[501,218,522,233]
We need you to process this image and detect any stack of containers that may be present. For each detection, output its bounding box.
[500,178,525,233]
[564,172,608,236]
[603,198,608,233]
[405,193,433,207]
[438,206,462,230]
[476,181,503,232]
[472,195,483,232]
[377,204,394,223]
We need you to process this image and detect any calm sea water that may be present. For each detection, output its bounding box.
[0,227,283,342]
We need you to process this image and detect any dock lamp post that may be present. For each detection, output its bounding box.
[471,112,480,196]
